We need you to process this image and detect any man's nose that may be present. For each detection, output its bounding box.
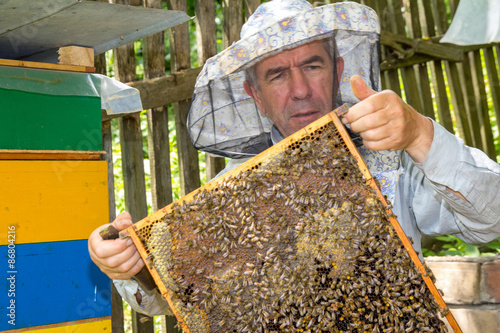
[290,70,311,100]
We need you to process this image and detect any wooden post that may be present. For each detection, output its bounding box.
[143,0,177,331]
[121,114,154,333]
[92,1,125,330]
[111,0,153,331]
[143,0,173,212]
[103,121,125,333]
[96,48,126,333]
[223,0,243,49]
[167,0,200,197]
[195,0,226,181]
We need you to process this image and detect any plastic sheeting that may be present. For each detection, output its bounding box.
[0,66,142,115]
[440,0,500,46]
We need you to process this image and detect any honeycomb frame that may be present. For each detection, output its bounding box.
[125,105,462,333]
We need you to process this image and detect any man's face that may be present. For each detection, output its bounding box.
[244,40,343,137]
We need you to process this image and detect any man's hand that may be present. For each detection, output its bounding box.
[343,75,434,163]
[88,212,144,280]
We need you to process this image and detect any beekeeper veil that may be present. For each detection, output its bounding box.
[188,0,381,158]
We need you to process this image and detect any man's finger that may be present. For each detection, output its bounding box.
[92,236,134,260]
[350,74,377,101]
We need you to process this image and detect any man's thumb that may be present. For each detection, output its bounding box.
[350,75,376,101]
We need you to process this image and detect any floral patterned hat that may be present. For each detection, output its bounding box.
[188,0,381,158]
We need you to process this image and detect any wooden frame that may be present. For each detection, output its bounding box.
[123,106,462,333]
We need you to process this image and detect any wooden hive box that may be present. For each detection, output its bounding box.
[0,61,111,333]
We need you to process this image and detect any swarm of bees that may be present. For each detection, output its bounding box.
[135,120,449,333]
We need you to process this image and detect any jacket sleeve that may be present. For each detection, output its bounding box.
[113,279,173,317]
[402,119,500,244]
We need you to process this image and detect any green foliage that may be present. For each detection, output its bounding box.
[423,235,500,257]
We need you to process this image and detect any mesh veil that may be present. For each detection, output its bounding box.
[187,1,381,159]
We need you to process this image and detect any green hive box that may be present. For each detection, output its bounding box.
[0,66,102,151]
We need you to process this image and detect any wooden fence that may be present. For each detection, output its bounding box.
[95,0,500,331]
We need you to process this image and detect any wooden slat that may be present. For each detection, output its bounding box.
[119,113,154,333]
[146,108,173,210]
[143,1,177,331]
[0,149,104,160]
[92,11,126,331]
[377,0,402,95]
[111,0,153,331]
[0,58,95,73]
[459,53,485,149]
[104,120,125,333]
[118,113,149,226]
[439,0,484,150]
[380,31,463,62]
[195,0,217,63]
[362,0,377,10]
[58,46,95,67]
[389,0,422,113]
[403,0,435,119]
[144,0,173,212]
[439,0,480,146]
[167,0,200,197]
[223,0,243,48]
[196,0,226,181]
[127,67,201,110]
[430,0,471,144]
[7,317,111,333]
[106,128,126,333]
[432,61,454,132]
[423,0,453,132]
[469,50,497,159]
[433,0,448,36]
[0,240,111,330]
[244,0,261,18]
[423,0,469,142]
[445,61,473,145]
[448,0,459,20]
[496,45,500,79]
[0,161,108,245]
[483,47,500,140]
[433,0,468,138]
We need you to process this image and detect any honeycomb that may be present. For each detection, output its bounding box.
[130,108,457,333]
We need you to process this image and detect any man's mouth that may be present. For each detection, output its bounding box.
[291,110,321,120]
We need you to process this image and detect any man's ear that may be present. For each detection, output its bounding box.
[243,81,266,114]
[336,57,344,84]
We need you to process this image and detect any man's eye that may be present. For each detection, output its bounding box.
[271,73,283,81]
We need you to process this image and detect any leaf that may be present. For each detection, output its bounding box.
[435,235,455,242]
[464,244,480,257]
